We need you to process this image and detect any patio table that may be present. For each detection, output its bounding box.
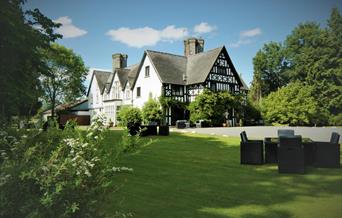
[264,137,314,165]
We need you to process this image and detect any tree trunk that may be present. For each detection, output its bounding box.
[51,91,56,119]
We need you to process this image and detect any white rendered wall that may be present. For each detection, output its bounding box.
[102,73,123,125]
[122,83,133,106]
[132,55,162,109]
[88,76,104,120]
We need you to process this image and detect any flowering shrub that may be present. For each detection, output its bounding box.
[120,128,141,152]
[0,115,132,218]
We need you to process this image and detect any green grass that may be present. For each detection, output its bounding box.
[101,131,342,218]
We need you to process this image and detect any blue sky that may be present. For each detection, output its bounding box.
[25,0,341,86]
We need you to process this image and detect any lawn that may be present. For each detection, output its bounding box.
[101,131,342,218]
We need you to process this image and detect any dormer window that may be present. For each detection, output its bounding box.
[145,66,150,77]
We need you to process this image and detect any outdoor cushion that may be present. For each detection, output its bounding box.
[240,131,248,142]
[278,129,295,137]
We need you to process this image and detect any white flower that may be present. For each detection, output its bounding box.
[112,166,133,172]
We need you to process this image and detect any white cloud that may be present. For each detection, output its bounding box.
[240,28,262,38]
[161,25,188,41]
[194,22,216,34]
[106,25,188,48]
[54,16,87,38]
[229,39,252,48]
[229,27,262,48]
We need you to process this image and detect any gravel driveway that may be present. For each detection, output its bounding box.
[172,126,342,142]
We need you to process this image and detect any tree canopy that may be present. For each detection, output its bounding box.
[249,42,287,102]
[249,7,342,125]
[261,82,326,126]
[40,44,88,117]
[0,0,61,121]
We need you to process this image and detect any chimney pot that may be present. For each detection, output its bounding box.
[112,53,128,71]
[184,38,204,57]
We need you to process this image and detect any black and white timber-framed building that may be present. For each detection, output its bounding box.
[87,38,248,126]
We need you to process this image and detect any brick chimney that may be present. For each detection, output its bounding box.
[112,53,128,70]
[184,38,204,57]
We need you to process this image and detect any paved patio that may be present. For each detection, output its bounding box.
[172,126,342,142]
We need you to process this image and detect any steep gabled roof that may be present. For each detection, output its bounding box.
[105,64,140,93]
[87,70,111,96]
[186,46,223,84]
[117,68,130,88]
[143,46,242,86]
[94,70,111,90]
[146,50,187,85]
[126,64,139,89]
[93,45,249,93]
[103,73,114,94]
[238,74,249,90]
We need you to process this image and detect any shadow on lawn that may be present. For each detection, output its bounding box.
[104,132,342,218]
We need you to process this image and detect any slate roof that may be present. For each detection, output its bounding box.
[186,47,223,84]
[94,70,111,91]
[143,46,248,88]
[146,50,187,85]
[93,45,249,94]
[87,70,111,96]
[116,68,130,88]
[127,64,139,88]
[103,64,140,93]
[103,73,113,94]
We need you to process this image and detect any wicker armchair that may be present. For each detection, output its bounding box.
[313,132,340,168]
[240,131,264,164]
[278,136,305,174]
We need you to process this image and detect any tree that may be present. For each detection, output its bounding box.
[250,7,342,125]
[261,82,327,126]
[283,13,342,124]
[249,42,287,102]
[142,98,162,124]
[40,44,88,118]
[243,97,262,125]
[188,89,241,126]
[0,0,61,122]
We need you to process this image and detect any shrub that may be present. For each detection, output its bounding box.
[117,106,142,127]
[261,82,327,126]
[142,99,162,124]
[188,89,241,126]
[0,115,131,218]
[329,113,342,126]
[120,128,141,152]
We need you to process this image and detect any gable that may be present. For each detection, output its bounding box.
[87,70,111,96]
[147,50,186,85]
[130,52,163,89]
[204,48,243,88]
[126,64,139,90]
[186,47,223,85]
